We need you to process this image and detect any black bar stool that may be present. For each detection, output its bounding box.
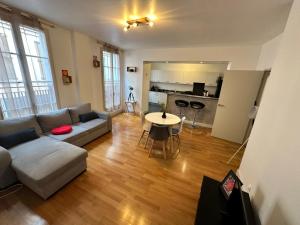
[190,101,205,127]
[175,100,189,117]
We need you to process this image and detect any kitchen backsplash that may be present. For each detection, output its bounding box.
[150,82,217,95]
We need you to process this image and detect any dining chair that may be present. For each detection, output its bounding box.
[138,111,152,148]
[148,124,170,159]
[171,116,186,153]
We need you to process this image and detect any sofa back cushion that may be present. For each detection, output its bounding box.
[37,108,72,133]
[0,115,42,136]
[79,111,99,123]
[0,128,39,149]
[69,103,91,123]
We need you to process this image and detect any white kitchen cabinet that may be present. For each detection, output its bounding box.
[151,70,184,83]
[184,71,218,86]
[150,69,219,86]
[201,72,218,86]
[148,91,167,105]
[150,70,160,82]
[183,71,198,84]
[160,70,173,83]
[172,71,184,83]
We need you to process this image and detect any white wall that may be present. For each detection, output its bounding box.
[256,34,282,70]
[124,45,262,113]
[44,25,105,111]
[151,63,228,72]
[239,1,300,224]
[45,26,79,108]
[72,32,104,111]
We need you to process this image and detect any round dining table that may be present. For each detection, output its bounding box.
[145,112,181,153]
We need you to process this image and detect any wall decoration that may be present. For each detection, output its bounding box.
[62,69,72,84]
[127,66,137,72]
[127,86,135,101]
[219,170,243,200]
[93,56,100,68]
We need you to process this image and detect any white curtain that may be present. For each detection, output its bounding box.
[0,19,33,118]
[102,51,120,111]
[20,25,57,114]
[0,17,57,119]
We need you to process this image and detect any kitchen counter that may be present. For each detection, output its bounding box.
[166,93,219,127]
[167,92,219,100]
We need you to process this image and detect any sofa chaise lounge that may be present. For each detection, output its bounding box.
[0,103,112,199]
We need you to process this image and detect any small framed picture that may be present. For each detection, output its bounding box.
[93,56,100,68]
[127,66,137,72]
[62,69,72,84]
[219,170,243,200]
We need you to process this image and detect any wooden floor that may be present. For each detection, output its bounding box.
[0,113,243,225]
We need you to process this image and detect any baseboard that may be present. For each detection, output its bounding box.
[110,109,123,117]
[183,120,213,128]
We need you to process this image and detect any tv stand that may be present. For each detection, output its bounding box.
[194,176,258,225]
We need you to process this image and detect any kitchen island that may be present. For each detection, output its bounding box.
[166,93,219,127]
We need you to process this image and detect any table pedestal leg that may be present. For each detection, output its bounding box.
[169,126,174,153]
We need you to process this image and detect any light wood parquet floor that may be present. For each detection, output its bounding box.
[0,113,243,225]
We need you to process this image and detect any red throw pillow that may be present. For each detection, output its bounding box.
[51,125,72,135]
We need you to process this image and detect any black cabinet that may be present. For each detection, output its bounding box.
[194,176,258,225]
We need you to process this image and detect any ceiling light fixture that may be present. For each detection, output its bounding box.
[123,16,155,31]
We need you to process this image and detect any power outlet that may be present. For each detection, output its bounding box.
[242,184,252,193]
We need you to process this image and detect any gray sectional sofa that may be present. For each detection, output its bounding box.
[0,103,112,199]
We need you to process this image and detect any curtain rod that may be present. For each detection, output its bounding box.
[0,3,55,28]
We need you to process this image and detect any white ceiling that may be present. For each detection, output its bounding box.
[2,0,293,49]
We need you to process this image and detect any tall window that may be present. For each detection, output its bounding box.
[0,18,57,119]
[102,51,120,111]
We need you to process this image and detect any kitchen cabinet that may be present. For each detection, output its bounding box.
[173,71,185,83]
[148,91,168,105]
[150,69,219,86]
[203,73,218,86]
[150,70,160,82]
[151,70,182,83]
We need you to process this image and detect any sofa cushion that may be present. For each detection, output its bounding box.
[69,103,91,124]
[9,136,87,186]
[0,146,11,177]
[0,115,42,136]
[79,111,99,123]
[37,108,72,133]
[46,125,87,143]
[77,118,107,132]
[0,128,39,149]
[51,125,73,135]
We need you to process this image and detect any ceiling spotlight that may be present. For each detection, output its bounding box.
[123,16,157,31]
[149,21,154,27]
[147,15,157,21]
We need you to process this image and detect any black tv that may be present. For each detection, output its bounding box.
[193,82,205,96]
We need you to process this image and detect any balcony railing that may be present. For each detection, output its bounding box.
[0,80,57,119]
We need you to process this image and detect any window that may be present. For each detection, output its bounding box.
[102,51,120,111]
[20,25,57,114]
[0,18,57,119]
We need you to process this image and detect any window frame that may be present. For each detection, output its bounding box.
[0,17,59,119]
[102,50,121,112]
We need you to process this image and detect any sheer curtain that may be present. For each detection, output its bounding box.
[20,25,57,114]
[102,50,121,112]
[0,19,33,118]
[0,14,57,119]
